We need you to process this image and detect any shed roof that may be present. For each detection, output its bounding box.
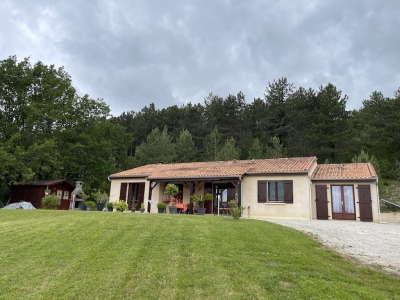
[24,180,75,188]
[110,157,318,179]
[311,163,377,180]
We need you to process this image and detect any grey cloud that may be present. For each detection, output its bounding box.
[1,0,399,115]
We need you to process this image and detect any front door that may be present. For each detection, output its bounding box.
[331,185,356,220]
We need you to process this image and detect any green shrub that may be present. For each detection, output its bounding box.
[85,201,96,210]
[105,202,114,208]
[164,184,179,197]
[228,200,245,220]
[42,195,60,209]
[157,202,167,209]
[113,200,128,212]
[141,203,145,209]
[92,189,109,203]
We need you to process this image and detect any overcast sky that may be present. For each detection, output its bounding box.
[1,0,399,116]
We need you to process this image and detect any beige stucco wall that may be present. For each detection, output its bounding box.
[380,212,400,223]
[311,180,380,223]
[242,174,312,220]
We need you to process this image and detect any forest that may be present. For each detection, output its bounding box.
[1,56,399,201]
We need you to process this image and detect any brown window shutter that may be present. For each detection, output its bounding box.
[120,183,127,201]
[258,181,267,203]
[283,180,293,204]
[315,185,329,220]
[358,185,373,222]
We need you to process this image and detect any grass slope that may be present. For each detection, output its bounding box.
[0,210,399,299]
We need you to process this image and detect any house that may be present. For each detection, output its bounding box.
[108,157,380,222]
[10,180,76,210]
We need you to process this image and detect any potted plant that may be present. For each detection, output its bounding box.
[85,200,96,211]
[140,203,145,213]
[157,202,167,214]
[92,189,108,211]
[106,202,114,212]
[114,200,128,212]
[164,183,179,214]
[190,193,213,215]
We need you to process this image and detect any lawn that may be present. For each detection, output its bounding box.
[0,210,399,299]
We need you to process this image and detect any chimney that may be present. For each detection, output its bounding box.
[71,181,84,195]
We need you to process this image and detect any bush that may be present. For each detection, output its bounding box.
[85,201,96,210]
[113,200,128,212]
[105,202,114,208]
[164,184,179,199]
[92,189,109,203]
[42,195,60,209]
[157,202,167,209]
[228,200,245,220]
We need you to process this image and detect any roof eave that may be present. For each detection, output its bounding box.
[246,171,310,175]
[109,175,149,179]
[148,175,242,182]
[311,177,378,181]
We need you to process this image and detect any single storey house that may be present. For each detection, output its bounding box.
[10,180,76,210]
[108,157,380,222]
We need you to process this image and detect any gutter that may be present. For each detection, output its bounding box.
[246,171,309,175]
[147,176,242,181]
[308,173,312,221]
[376,178,381,224]
[311,178,377,182]
[109,175,149,179]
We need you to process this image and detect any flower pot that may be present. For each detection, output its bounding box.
[96,203,105,211]
[168,205,177,214]
[107,207,113,212]
[131,208,136,212]
[197,207,206,215]
[158,208,165,214]
[87,206,92,211]
[80,202,87,211]
[140,208,145,213]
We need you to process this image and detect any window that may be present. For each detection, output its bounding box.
[56,190,62,199]
[258,180,293,203]
[63,191,69,200]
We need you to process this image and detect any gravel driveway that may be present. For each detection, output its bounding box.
[257,219,400,276]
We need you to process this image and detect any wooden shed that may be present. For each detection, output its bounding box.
[10,180,76,210]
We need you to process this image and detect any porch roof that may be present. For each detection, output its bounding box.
[311,163,377,180]
[109,157,318,179]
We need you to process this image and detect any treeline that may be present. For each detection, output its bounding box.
[111,79,400,179]
[1,56,399,200]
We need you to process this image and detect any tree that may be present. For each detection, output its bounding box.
[264,77,295,140]
[352,149,380,177]
[203,127,222,161]
[176,129,197,162]
[265,137,287,159]
[217,138,240,161]
[310,83,350,163]
[134,127,176,165]
[247,138,264,159]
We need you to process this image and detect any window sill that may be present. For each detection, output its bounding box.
[264,202,286,205]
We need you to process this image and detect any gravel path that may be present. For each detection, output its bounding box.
[257,219,400,275]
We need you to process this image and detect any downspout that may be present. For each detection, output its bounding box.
[308,174,312,221]
[376,178,381,224]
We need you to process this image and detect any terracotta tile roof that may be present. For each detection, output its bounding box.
[109,157,318,179]
[311,163,377,180]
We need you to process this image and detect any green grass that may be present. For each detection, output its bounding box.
[0,211,399,299]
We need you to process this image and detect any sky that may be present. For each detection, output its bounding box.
[1,0,399,116]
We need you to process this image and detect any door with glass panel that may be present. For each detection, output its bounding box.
[331,185,356,220]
